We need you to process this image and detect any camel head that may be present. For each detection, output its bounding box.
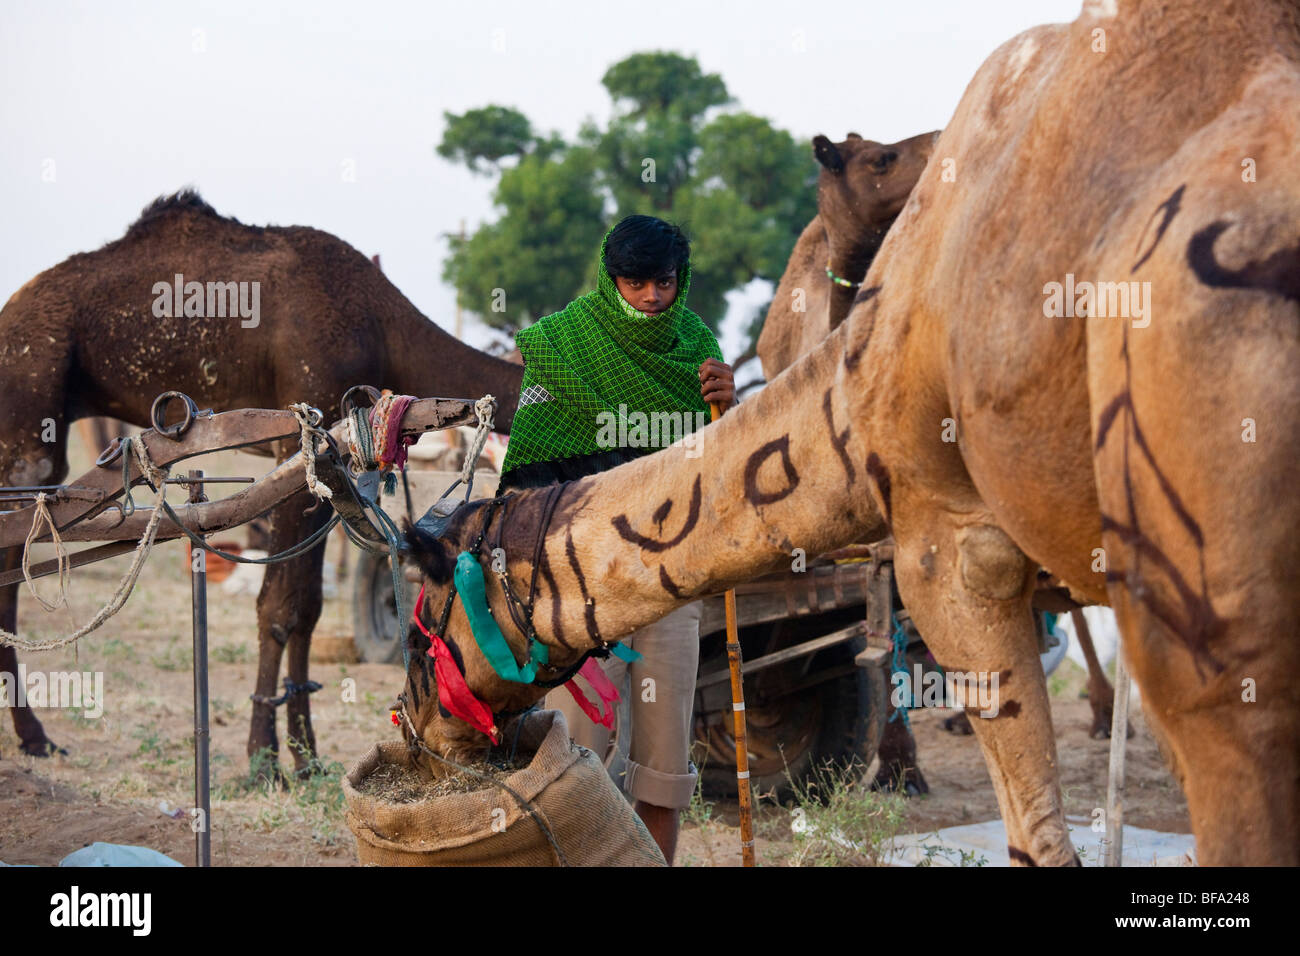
[812,130,941,251]
[398,491,566,773]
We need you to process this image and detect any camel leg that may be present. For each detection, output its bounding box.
[1090,378,1300,863]
[1071,609,1132,740]
[0,403,71,758]
[1,547,63,757]
[870,703,929,795]
[249,489,329,777]
[889,499,1075,866]
[333,524,350,582]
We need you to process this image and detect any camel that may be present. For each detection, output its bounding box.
[0,190,523,774]
[400,0,1300,865]
[756,131,939,375]
[757,130,940,794]
[759,133,1132,784]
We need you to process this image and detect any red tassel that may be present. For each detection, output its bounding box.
[413,584,500,743]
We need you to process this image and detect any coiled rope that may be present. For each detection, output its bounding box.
[1,435,170,651]
[2,404,342,650]
[22,493,70,612]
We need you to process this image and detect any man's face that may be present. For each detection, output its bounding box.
[614,270,678,315]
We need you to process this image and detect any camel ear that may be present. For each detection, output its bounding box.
[404,520,457,584]
[813,135,844,173]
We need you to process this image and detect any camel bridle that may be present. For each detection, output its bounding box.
[408,479,613,725]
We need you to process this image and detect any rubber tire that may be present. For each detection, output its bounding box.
[698,621,887,802]
[351,548,415,665]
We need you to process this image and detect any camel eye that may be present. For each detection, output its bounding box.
[869,151,897,173]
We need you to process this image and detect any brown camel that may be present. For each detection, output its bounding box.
[0,190,523,773]
[758,130,939,794]
[756,130,939,377]
[400,0,1300,865]
[760,132,1131,771]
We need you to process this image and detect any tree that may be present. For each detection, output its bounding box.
[600,52,729,119]
[442,145,606,330]
[437,53,818,344]
[436,106,535,174]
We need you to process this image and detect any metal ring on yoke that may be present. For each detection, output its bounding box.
[150,391,199,441]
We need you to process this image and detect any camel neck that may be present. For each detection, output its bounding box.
[826,224,889,331]
[509,329,886,654]
[380,306,524,431]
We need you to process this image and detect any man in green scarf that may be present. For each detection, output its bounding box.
[499,215,733,863]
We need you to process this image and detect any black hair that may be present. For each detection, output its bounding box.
[602,215,690,280]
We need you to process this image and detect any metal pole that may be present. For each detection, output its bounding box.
[188,469,212,867]
[710,402,755,867]
[1104,629,1130,867]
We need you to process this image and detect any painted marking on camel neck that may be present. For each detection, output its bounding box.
[1188,221,1300,305]
[1131,183,1186,272]
[743,436,800,506]
[611,474,703,552]
[822,388,857,484]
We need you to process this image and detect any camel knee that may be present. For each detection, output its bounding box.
[955,525,1029,601]
[4,450,57,486]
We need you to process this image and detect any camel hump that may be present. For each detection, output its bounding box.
[126,188,234,239]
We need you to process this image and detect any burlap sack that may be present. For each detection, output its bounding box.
[343,708,666,866]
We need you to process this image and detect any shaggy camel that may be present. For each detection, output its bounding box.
[0,191,523,773]
[760,132,1131,767]
[402,0,1299,866]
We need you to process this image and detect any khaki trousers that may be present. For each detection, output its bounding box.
[546,602,701,810]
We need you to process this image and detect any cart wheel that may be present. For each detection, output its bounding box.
[694,616,887,802]
[351,549,415,664]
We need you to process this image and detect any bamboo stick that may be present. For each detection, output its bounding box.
[711,401,755,867]
[1104,632,1131,867]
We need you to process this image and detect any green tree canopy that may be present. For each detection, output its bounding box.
[600,52,730,119]
[436,52,818,348]
[436,105,535,173]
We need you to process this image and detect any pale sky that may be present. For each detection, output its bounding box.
[1,0,1082,367]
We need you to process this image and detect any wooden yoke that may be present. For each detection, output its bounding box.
[0,393,484,571]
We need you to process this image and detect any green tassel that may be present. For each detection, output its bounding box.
[609,642,642,663]
[454,551,546,684]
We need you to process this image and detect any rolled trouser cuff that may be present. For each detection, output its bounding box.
[624,758,698,810]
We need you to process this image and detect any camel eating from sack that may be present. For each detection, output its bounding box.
[399,0,1300,866]
[0,191,523,774]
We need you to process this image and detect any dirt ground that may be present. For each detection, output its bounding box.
[0,434,1189,867]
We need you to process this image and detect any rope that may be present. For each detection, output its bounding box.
[153,399,342,564]
[156,502,340,565]
[0,436,170,652]
[887,612,911,727]
[290,403,333,501]
[463,396,495,486]
[2,420,342,651]
[397,703,568,867]
[251,678,323,708]
[424,395,498,521]
[22,493,70,611]
[346,407,376,473]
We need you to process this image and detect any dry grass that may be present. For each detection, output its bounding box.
[356,755,520,802]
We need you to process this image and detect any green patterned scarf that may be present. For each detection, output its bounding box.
[499,228,722,476]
